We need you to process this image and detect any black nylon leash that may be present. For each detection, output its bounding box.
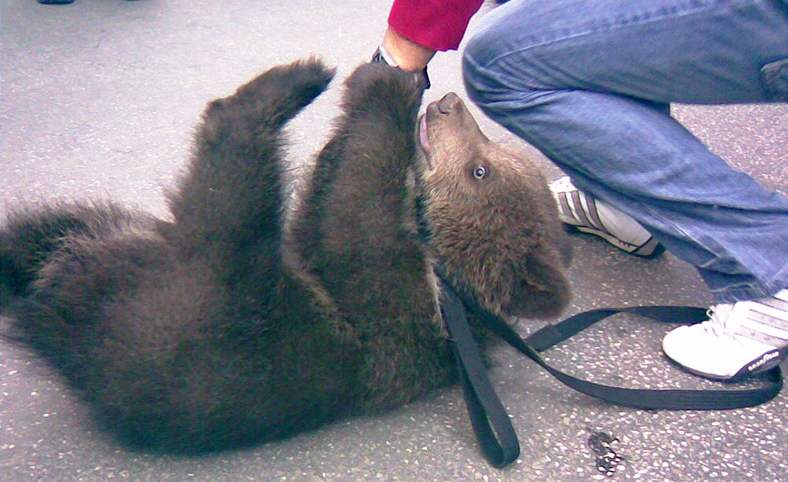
[439,275,519,467]
[436,276,784,468]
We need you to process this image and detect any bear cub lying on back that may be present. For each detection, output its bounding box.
[0,59,571,452]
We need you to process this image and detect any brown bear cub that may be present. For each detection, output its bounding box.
[0,59,571,452]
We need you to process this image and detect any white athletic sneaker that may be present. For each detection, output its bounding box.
[662,289,788,380]
[549,176,663,257]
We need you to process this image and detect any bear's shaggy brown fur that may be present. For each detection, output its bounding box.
[0,59,571,452]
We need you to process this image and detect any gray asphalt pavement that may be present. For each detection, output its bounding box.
[1,1,787,481]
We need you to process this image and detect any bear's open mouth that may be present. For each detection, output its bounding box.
[418,114,434,170]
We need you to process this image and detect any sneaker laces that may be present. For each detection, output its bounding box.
[702,304,736,339]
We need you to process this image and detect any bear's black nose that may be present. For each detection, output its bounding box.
[437,92,462,114]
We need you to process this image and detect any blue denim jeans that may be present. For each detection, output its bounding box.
[462,0,788,304]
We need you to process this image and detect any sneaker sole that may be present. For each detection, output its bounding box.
[565,224,665,259]
[663,346,785,382]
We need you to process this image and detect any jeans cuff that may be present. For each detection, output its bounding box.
[710,276,788,304]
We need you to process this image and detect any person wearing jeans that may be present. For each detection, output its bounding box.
[375,0,788,381]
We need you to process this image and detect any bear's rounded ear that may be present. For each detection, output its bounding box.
[504,249,571,319]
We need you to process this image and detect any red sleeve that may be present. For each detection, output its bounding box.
[388,0,485,51]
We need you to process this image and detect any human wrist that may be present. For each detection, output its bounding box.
[382,26,436,72]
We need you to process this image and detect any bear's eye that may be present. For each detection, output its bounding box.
[473,165,489,180]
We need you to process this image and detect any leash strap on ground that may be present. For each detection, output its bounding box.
[439,279,520,468]
[436,276,784,468]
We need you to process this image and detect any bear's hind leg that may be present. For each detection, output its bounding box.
[0,202,144,297]
[163,59,335,276]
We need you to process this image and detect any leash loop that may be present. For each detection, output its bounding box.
[435,274,783,468]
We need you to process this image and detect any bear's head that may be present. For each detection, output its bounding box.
[416,93,572,320]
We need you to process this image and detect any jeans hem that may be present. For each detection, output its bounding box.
[709,273,788,304]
